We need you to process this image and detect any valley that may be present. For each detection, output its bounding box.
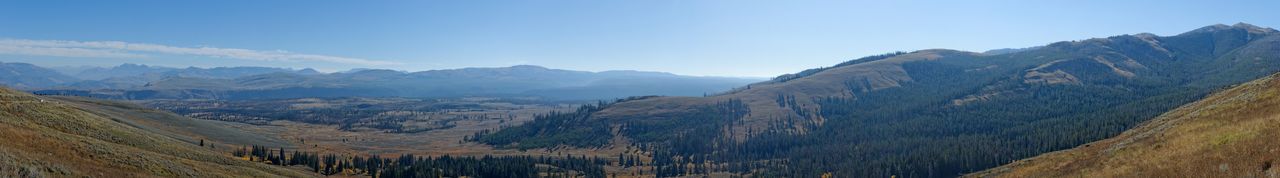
[15,89,638,177]
[141,97,571,133]
[137,96,634,157]
[470,23,1280,177]
[3,4,1279,176]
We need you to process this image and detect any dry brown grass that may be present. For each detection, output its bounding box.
[969,73,1280,177]
[234,108,640,158]
[7,52,991,177]
[1,88,663,177]
[0,87,317,177]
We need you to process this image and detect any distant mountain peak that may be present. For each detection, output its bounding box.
[1232,22,1278,33]
[1232,22,1263,29]
[983,46,1044,55]
[298,68,320,74]
[339,68,375,73]
[1132,32,1159,38]
[117,63,148,67]
[351,69,404,73]
[508,65,550,70]
[0,62,81,89]
[1184,23,1277,35]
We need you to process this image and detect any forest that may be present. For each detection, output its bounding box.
[472,27,1280,177]
[230,144,607,178]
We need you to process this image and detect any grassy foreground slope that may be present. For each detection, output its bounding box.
[0,87,313,177]
[970,72,1280,177]
[46,95,292,148]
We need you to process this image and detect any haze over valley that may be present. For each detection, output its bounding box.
[2,62,761,100]
[2,1,1280,178]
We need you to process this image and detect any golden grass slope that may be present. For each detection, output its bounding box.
[0,87,315,177]
[595,49,976,139]
[969,73,1280,177]
[46,96,293,149]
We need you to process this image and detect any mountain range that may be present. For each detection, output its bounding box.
[0,63,761,100]
[4,23,1280,177]
[476,23,1280,177]
[0,62,80,89]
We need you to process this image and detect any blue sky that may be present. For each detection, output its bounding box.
[1,0,1276,77]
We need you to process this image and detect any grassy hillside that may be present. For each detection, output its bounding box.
[0,87,313,177]
[477,23,1280,177]
[971,72,1280,177]
[47,95,293,148]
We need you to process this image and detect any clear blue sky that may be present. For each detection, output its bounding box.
[1,0,1276,77]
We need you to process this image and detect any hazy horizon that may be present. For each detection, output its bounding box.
[5,2,1280,177]
[3,0,1278,77]
[18,61,771,79]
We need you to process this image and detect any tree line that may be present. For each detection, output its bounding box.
[231,145,607,178]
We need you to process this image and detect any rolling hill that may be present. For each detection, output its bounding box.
[476,23,1280,177]
[970,72,1280,177]
[0,87,309,177]
[0,62,80,89]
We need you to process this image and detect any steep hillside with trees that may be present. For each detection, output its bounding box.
[478,23,1280,177]
[971,72,1280,177]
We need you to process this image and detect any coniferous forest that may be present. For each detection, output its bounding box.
[4,3,1279,177]
[474,25,1280,177]
[230,145,607,178]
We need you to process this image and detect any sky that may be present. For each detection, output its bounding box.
[1,0,1277,77]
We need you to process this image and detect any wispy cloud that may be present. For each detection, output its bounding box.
[0,39,399,66]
